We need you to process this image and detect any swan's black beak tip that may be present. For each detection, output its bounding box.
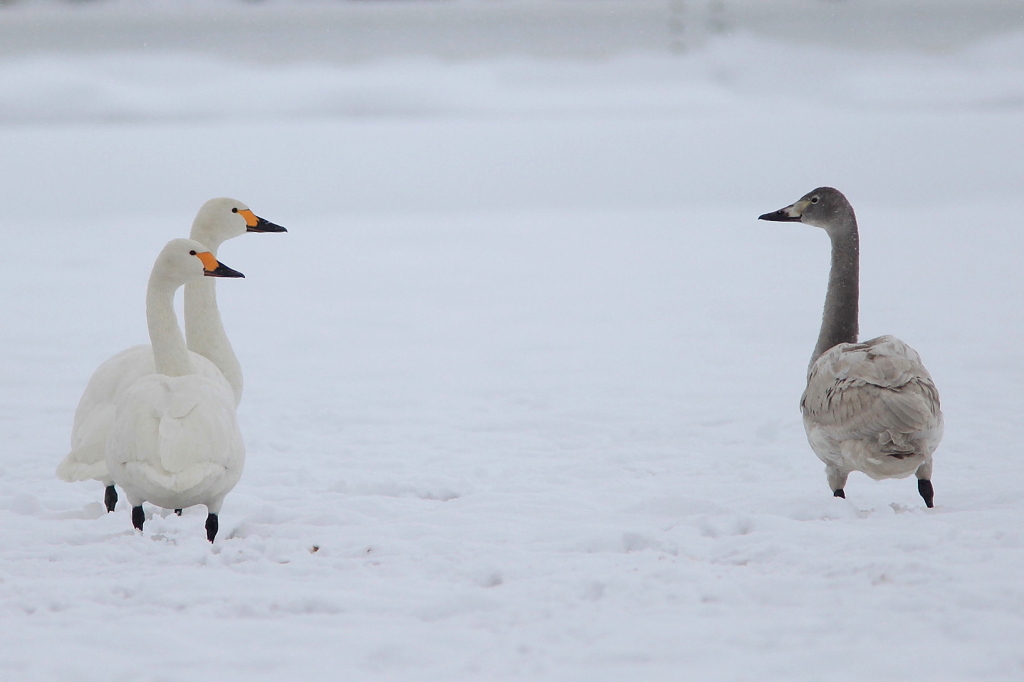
[247,216,287,233]
[759,209,801,222]
[205,262,245,278]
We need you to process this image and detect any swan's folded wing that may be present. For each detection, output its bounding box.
[71,346,157,439]
[154,380,243,493]
[802,336,942,445]
[108,375,243,494]
[59,345,156,481]
[60,399,119,481]
[56,413,112,481]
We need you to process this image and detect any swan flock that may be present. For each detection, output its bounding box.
[59,187,945,544]
[57,199,286,541]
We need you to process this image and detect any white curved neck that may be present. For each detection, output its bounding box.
[184,277,243,402]
[147,273,193,378]
[811,227,859,367]
[183,235,243,403]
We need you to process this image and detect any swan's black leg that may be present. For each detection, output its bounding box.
[104,485,118,513]
[833,489,846,499]
[205,513,219,543]
[174,509,182,516]
[132,505,145,532]
[918,479,934,508]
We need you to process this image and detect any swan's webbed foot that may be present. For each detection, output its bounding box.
[174,509,182,516]
[104,485,118,513]
[132,505,145,532]
[205,513,218,543]
[918,479,934,508]
[833,489,846,499]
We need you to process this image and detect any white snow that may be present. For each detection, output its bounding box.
[1,2,1024,680]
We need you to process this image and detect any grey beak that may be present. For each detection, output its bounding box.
[759,206,802,222]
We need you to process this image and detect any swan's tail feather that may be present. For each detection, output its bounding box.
[56,448,110,483]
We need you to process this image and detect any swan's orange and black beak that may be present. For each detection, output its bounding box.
[238,208,287,233]
[196,251,245,278]
[759,199,808,222]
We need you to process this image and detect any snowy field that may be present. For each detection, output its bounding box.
[2,2,1024,680]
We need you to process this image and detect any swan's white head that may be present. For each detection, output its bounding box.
[152,238,245,288]
[190,198,287,253]
[758,187,856,234]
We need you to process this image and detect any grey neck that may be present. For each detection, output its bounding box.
[811,227,859,368]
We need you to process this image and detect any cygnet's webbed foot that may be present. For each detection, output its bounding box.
[833,489,846,499]
[174,509,182,516]
[104,485,118,513]
[205,513,219,543]
[918,479,935,508]
[132,506,145,532]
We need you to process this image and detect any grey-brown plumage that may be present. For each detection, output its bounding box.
[760,187,942,507]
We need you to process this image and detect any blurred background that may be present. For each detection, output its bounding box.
[1,0,1023,219]
[2,0,1024,61]
[3,3,1024,680]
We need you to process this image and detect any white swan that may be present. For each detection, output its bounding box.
[760,187,943,507]
[105,238,246,542]
[185,198,286,400]
[56,199,285,512]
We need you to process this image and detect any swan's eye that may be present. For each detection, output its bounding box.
[810,196,819,204]
[189,250,197,255]
[232,208,238,213]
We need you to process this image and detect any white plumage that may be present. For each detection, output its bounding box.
[104,238,247,541]
[107,373,243,515]
[57,345,228,485]
[56,198,284,512]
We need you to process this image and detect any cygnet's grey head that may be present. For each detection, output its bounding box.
[758,187,856,233]
[191,198,287,252]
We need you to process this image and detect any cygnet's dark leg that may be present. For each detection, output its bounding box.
[833,489,846,499]
[104,485,118,513]
[132,506,145,532]
[174,509,182,516]
[915,461,935,508]
[205,513,219,543]
[918,479,934,508]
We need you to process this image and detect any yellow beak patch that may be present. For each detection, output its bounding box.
[196,251,219,272]
[238,209,259,228]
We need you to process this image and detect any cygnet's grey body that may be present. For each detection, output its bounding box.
[760,187,942,507]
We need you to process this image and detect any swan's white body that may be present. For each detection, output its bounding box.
[761,187,942,506]
[107,372,244,514]
[57,346,229,484]
[105,238,245,537]
[57,199,283,502]
[802,335,942,490]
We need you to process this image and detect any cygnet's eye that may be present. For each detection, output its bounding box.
[810,196,819,204]
[189,250,197,255]
[232,208,239,213]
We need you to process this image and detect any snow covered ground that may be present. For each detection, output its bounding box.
[2,2,1024,680]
